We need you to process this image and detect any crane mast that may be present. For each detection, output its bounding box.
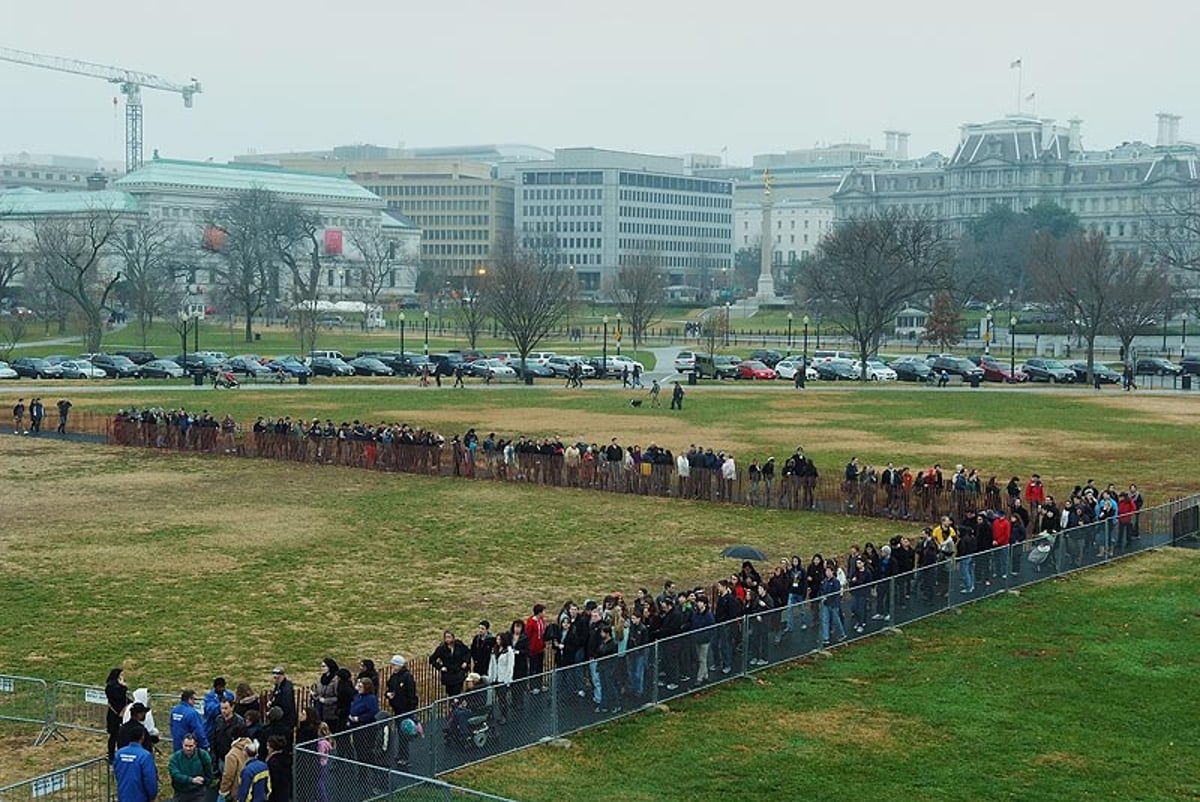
[0,45,201,173]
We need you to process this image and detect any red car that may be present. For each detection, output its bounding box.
[736,360,777,380]
[977,356,1028,383]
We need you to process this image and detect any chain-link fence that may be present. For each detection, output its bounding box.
[0,757,113,802]
[294,492,1199,801]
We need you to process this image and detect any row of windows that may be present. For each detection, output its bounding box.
[617,172,731,196]
[518,248,603,267]
[619,222,728,239]
[744,233,814,246]
[423,243,490,256]
[402,214,494,228]
[618,189,732,208]
[387,199,491,212]
[619,206,732,225]
[523,204,601,218]
[741,218,826,231]
[617,239,730,254]
[370,184,496,196]
[522,221,603,234]
[523,187,603,201]
[520,170,604,186]
[617,254,733,270]
[1,169,94,182]
[425,229,489,242]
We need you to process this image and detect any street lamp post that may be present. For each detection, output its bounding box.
[423,310,430,357]
[399,312,406,355]
[787,312,793,350]
[1010,316,1017,378]
[724,302,731,347]
[801,315,810,388]
[179,310,189,383]
[616,313,622,356]
[1183,312,1189,359]
[602,315,609,377]
[984,306,993,355]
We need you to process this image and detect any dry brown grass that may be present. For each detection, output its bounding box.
[1084,394,1200,426]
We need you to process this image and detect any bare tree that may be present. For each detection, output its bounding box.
[30,207,124,352]
[349,225,395,321]
[486,242,575,376]
[112,215,188,347]
[1108,254,1172,361]
[1142,188,1200,274]
[0,313,28,360]
[454,292,487,350]
[1030,231,1126,383]
[611,254,667,356]
[0,228,25,306]
[22,260,69,336]
[806,209,954,381]
[207,188,285,343]
[271,204,326,356]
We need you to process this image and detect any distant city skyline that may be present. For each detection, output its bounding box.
[2,0,1197,167]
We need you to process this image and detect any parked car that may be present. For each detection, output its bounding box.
[975,355,1028,383]
[520,361,556,378]
[89,354,141,379]
[170,354,225,374]
[1066,361,1121,384]
[608,355,645,374]
[140,359,185,379]
[58,359,107,379]
[815,358,860,381]
[10,357,62,379]
[0,361,18,380]
[735,360,777,380]
[469,358,518,381]
[448,349,486,363]
[309,356,356,376]
[856,359,898,381]
[317,315,345,327]
[712,355,742,379]
[889,357,933,383]
[673,351,698,372]
[427,353,466,377]
[265,356,313,377]
[927,355,984,382]
[1135,357,1182,377]
[116,350,157,365]
[228,356,274,377]
[348,356,394,377]
[1182,355,1200,376]
[749,349,783,368]
[43,354,73,366]
[774,358,819,382]
[1021,358,1076,383]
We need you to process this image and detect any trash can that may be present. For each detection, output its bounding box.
[969,374,981,389]
[688,372,697,386]
[254,332,261,341]
[298,373,308,385]
[524,372,534,386]
[1183,375,1192,391]
[192,370,205,387]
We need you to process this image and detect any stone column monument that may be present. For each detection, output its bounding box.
[757,169,777,300]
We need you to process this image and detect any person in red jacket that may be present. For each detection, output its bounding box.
[1024,474,1046,517]
[524,604,548,691]
[1117,492,1137,553]
[990,512,1012,579]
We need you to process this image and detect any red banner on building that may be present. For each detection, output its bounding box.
[202,225,226,252]
[324,229,343,256]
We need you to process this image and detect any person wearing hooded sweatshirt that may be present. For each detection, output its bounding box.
[313,658,342,730]
[113,723,158,802]
[120,688,160,747]
[105,667,131,762]
[203,677,235,744]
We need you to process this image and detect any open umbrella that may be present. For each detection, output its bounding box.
[720,544,768,562]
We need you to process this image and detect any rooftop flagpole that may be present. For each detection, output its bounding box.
[1011,58,1023,113]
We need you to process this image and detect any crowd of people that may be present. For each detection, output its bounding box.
[10,397,72,435]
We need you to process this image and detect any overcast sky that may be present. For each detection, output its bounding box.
[3,0,1197,167]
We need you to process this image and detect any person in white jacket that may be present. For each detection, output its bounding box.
[122,688,160,741]
[486,632,515,725]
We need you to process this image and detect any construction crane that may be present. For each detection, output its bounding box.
[0,45,201,174]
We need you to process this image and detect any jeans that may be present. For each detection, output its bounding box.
[786,593,806,630]
[589,661,602,704]
[851,593,868,628]
[695,642,710,682]
[820,603,845,643]
[959,555,975,593]
[625,650,646,696]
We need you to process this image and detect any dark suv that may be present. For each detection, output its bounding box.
[1135,357,1182,376]
[89,354,141,378]
[749,349,783,368]
[116,350,157,365]
[428,353,466,376]
[927,355,984,382]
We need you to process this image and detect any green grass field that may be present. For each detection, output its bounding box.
[453,548,1200,801]
[2,385,1198,793]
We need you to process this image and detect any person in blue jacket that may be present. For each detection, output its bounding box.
[203,677,234,743]
[237,740,270,802]
[113,722,159,802]
[171,689,210,753]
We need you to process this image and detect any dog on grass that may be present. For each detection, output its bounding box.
[628,399,643,408]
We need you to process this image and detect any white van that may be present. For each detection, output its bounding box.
[307,350,346,362]
[811,350,856,363]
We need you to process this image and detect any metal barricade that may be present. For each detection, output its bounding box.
[48,681,110,738]
[0,757,113,802]
[0,674,53,745]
